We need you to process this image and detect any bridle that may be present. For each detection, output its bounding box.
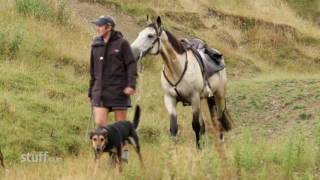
[137,25,163,60]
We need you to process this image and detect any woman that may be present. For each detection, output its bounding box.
[88,15,137,162]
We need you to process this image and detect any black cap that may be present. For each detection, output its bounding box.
[92,15,115,27]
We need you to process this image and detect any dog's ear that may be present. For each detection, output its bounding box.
[101,128,108,133]
[102,129,108,138]
[89,131,94,139]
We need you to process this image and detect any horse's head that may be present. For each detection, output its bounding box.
[131,16,165,61]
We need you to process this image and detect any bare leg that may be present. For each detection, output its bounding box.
[94,107,108,126]
[114,110,127,121]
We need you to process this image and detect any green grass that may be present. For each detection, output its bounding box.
[0,0,90,162]
[287,0,320,23]
[15,0,70,24]
[0,0,320,179]
[0,23,25,60]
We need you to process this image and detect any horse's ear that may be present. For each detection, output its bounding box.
[156,16,162,27]
[146,14,152,24]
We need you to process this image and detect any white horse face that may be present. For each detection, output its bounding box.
[131,16,164,60]
[131,26,162,59]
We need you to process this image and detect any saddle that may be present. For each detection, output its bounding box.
[181,38,225,78]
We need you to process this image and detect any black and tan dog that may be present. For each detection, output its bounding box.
[89,106,143,172]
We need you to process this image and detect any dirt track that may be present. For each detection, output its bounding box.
[69,0,141,41]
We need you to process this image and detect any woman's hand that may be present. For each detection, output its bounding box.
[123,87,135,96]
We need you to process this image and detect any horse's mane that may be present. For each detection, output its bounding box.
[164,30,185,54]
[147,23,185,54]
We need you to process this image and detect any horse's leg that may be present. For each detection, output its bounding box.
[191,93,202,149]
[200,113,206,135]
[207,96,228,173]
[207,96,224,140]
[215,96,232,139]
[207,68,231,179]
[164,94,178,140]
[207,70,231,140]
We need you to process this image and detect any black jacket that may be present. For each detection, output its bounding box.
[88,31,137,107]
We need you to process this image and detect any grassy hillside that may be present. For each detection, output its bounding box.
[95,0,320,78]
[0,0,91,160]
[0,0,320,179]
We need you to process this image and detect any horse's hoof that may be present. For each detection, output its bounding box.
[196,143,202,150]
[200,128,206,135]
[220,133,224,142]
[171,136,178,144]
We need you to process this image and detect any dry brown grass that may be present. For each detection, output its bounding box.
[1,0,320,179]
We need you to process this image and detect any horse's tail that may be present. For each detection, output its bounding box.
[220,105,232,131]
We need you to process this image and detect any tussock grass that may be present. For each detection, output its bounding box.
[0,23,25,60]
[15,0,70,24]
[0,0,320,179]
[287,0,320,23]
[92,0,320,77]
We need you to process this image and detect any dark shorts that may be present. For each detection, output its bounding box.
[92,100,130,112]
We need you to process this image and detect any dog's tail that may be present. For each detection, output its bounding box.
[133,105,141,129]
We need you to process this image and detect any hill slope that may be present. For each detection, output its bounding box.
[0,0,320,179]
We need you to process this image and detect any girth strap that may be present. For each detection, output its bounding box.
[188,47,213,96]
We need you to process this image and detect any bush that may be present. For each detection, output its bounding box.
[16,0,54,19]
[0,24,25,60]
[15,0,70,24]
[8,27,24,58]
[56,0,70,24]
[0,31,6,56]
[233,130,259,174]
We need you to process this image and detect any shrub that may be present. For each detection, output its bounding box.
[233,130,259,175]
[15,0,70,24]
[0,31,6,56]
[0,24,24,60]
[16,0,54,19]
[56,0,70,24]
[8,27,24,58]
[281,134,305,178]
